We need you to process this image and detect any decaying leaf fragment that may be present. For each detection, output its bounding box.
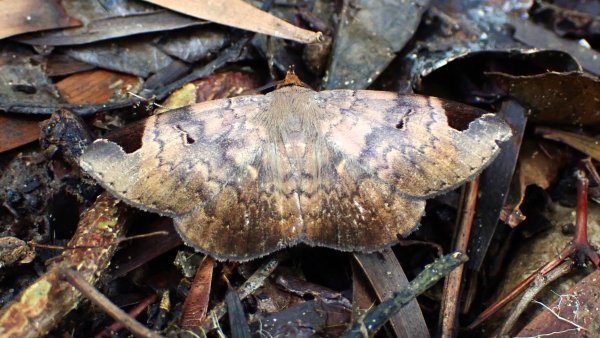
[80,73,511,261]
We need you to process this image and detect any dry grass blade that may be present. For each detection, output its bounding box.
[537,127,600,162]
[142,0,322,43]
[500,260,574,336]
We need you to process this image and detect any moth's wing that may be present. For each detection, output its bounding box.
[80,96,302,261]
[80,97,267,216]
[313,90,511,198]
[176,140,303,261]
[300,140,425,251]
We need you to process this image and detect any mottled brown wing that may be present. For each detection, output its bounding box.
[313,90,511,198]
[80,95,302,261]
[300,140,426,251]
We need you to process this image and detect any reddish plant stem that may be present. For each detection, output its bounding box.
[94,293,158,338]
[440,177,480,337]
[61,268,162,338]
[581,157,600,185]
[467,165,600,330]
[573,168,600,266]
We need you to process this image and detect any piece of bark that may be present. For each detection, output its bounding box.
[0,192,130,338]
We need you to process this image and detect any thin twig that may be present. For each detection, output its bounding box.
[573,167,600,266]
[61,268,162,338]
[499,260,574,336]
[468,164,600,329]
[440,177,479,337]
[199,254,284,333]
[95,293,159,338]
[341,252,469,338]
[0,193,130,337]
[117,231,169,243]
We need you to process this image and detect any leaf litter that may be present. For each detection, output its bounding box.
[1,0,600,337]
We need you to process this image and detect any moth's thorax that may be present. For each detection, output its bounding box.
[262,86,321,137]
[257,86,324,176]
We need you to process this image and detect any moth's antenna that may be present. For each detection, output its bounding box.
[242,81,277,95]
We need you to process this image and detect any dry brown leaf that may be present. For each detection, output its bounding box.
[501,140,569,227]
[537,127,600,161]
[0,115,44,153]
[56,70,142,105]
[0,0,80,39]
[180,257,215,329]
[489,72,600,126]
[142,0,321,44]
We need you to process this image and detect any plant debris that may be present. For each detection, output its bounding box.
[2,1,600,337]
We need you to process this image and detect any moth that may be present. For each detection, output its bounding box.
[80,72,511,261]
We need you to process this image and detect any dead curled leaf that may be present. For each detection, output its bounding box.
[501,140,569,227]
[537,127,600,161]
[0,0,80,40]
[508,15,600,75]
[488,71,600,126]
